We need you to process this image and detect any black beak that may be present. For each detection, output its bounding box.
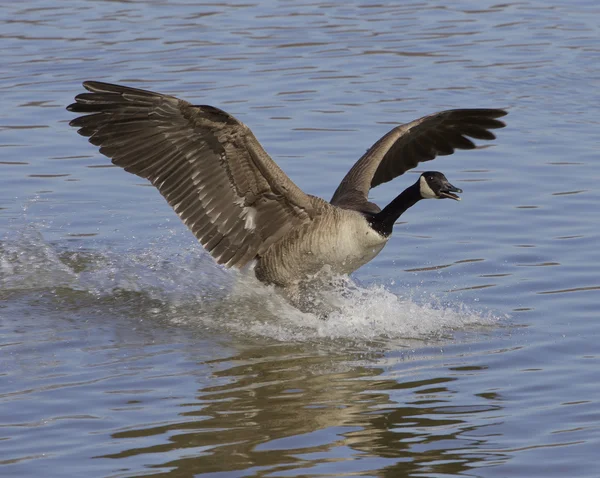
[439,183,463,201]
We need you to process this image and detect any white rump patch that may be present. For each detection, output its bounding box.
[419,176,438,199]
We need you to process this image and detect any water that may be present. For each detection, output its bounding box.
[1,1,599,476]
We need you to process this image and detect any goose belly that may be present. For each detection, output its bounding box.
[319,217,388,274]
[255,211,388,286]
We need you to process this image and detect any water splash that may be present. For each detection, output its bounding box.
[211,274,500,343]
[1,227,502,344]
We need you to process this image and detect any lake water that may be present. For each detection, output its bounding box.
[1,1,599,476]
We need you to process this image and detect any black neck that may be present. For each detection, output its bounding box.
[368,181,422,236]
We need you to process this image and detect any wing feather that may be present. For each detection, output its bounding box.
[68,81,315,268]
[331,108,507,211]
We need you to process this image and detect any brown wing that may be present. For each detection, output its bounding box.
[68,81,315,268]
[331,109,507,211]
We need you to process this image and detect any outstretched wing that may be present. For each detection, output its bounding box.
[331,109,507,211]
[68,81,315,268]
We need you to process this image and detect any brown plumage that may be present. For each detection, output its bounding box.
[68,81,315,269]
[331,108,507,213]
[67,81,506,292]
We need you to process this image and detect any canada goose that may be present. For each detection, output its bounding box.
[67,82,506,302]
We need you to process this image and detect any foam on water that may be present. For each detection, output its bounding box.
[1,227,502,344]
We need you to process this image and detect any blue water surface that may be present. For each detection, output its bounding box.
[1,1,599,477]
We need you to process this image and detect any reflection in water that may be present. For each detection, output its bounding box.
[99,346,506,476]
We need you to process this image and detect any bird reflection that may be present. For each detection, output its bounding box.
[99,345,507,476]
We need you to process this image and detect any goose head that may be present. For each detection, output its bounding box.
[419,171,462,201]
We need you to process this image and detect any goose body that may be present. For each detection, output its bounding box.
[67,82,506,298]
[255,199,388,286]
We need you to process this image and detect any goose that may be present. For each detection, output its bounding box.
[67,82,506,307]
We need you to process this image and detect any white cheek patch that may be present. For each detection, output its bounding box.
[419,176,438,199]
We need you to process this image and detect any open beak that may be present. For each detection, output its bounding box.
[439,183,463,201]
